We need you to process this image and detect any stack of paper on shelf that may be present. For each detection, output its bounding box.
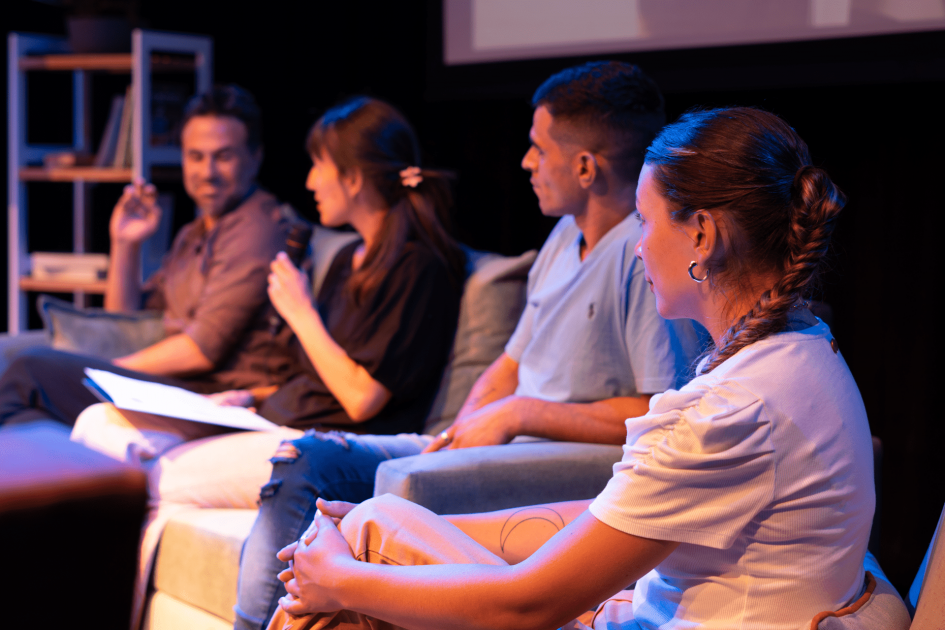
[30,252,109,283]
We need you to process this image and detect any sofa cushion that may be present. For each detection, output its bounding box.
[423,248,537,436]
[0,329,48,373]
[38,295,166,360]
[152,508,258,623]
[375,441,624,514]
[144,591,232,630]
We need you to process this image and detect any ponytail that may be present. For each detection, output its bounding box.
[350,168,465,304]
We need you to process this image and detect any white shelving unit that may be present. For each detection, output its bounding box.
[7,29,213,334]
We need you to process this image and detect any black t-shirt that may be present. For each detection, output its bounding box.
[258,240,461,434]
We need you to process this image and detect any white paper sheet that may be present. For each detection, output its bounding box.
[84,368,280,432]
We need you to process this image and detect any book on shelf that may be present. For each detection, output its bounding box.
[93,93,125,168]
[29,252,109,283]
[113,84,134,169]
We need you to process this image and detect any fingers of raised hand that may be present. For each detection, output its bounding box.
[271,251,294,273]
[140,182,158,202]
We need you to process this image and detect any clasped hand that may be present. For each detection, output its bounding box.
[276,498,359,616]
[268,252,314,328]
[110,178,161,245]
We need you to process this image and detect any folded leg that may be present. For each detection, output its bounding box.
[267,494,508,630]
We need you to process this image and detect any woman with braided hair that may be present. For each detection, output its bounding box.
[263,106,875,630]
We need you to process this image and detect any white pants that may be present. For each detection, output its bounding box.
[72,403,303,629]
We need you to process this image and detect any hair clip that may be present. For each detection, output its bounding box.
[400,166,423,188]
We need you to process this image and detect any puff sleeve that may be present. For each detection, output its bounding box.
[589,379,776,549]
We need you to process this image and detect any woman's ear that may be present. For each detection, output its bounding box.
[343,167,364,199]
[684,210,722,264]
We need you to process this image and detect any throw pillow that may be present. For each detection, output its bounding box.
[38,295,166,360]
[422,247,538,436]
[310,225,361,296]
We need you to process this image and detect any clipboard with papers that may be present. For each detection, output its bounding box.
[82,368,281,432]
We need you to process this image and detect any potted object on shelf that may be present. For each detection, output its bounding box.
[31,0,140,53]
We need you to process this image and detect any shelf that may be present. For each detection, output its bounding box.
[19,53,196,73]
[20,166,132,182]
[20,277,107,294]
[20,165,181,182]
[8,30,213,333]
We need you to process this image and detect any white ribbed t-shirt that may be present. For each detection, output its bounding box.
[589,319,874,630]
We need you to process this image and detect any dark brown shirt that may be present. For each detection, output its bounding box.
[143,188,296,389]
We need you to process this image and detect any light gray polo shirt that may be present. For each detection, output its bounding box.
[506,214,703,403]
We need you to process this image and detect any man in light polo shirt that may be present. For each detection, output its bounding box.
[422,60,699,453]
[232,61,703,630]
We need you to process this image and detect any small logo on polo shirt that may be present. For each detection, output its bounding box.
[588,303,595,319]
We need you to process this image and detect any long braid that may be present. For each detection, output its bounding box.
[700,165,846,372]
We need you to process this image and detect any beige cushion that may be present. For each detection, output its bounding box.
[152,508,258,623]
[144,591,232,630]
[423,249,537,436]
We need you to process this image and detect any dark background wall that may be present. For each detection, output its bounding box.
[3,0,944,597]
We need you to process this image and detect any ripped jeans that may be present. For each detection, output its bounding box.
[233,430,432,630]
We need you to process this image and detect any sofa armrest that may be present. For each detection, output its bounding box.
[374,441,623,515]
[0,330,49,374]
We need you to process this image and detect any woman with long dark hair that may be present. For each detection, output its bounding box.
[266,107,874,630]
[71,96,465,629]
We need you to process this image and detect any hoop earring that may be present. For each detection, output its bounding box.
[688,261,708,283]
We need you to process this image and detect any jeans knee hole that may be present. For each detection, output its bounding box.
[259,479,283,499]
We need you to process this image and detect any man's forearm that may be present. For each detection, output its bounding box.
[112,333,214,376]
[511,394,652,445]
[456,353,520,419]
[105,242,143,312]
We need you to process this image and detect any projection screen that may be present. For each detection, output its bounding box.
[444,0,945,65]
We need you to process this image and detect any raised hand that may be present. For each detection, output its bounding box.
[268,251,315,328]
[110,178,162,246]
